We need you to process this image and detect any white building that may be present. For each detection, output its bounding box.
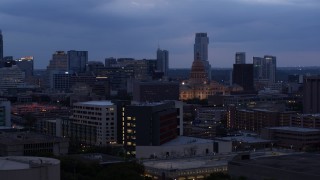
[72,101,117,146]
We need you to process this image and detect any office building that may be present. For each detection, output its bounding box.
[68,50,88,73]
[49,70,70,91]
[72,101,117,146]
[123,102,178,155]
[132,80,179,102]
[156,48,169,76]
[303,76,320,113]
[47,51,68,72]
[232,64,254,92]
[0,131,69,156]
[261,126,320,150]
[0,99,11,127]
[235,52,245,64]
[0,30,3,60]
[194,33,211,80]
[0,66,25,94]
[15,56,34,78]
[290,114,320,129]
[0,156,60,180]
[105,57,117,68]
[253,55,277,84]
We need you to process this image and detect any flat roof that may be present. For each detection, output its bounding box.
[144,156,230,170]
[0,156,60,170]
[232,153,320,176]
[161,136,214,146]
[77,101,114,106]
[268,126,320,132]
[218,136,272,143]
[0,132,68,145]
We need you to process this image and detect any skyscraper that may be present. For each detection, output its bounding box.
[0,30,3,60]
[194,33,211,80]
[235,52,246,64]
[67,50,88,73]
[15,56,34,77]
[156,48,169,76]
[303,76,320,113]
[253,55,277,84]
[47,51,68,72]
[232,64,254,92]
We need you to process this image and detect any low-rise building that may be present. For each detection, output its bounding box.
[0,131,69,156]
[261,126,320,150]
[136,136,232,159]
[0,156,60,180]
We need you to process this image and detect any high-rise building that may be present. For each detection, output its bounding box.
[232,64,254,92]
[0,66,25,94]
[156,48,169,76]
[235,52,246,64]
[71,101,117,146]
[253,55,277,84]
[303,76,320,114]
[67,50,88,73]
[123,102,178,155]
[105,57,117,68]
[194,33,211,80]
[15,56,34,77]
[47,51,68,72]
[0,30,3,60]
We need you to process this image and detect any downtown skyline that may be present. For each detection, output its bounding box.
[0,0,319,69]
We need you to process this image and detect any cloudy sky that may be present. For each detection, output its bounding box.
[0,0,319,69]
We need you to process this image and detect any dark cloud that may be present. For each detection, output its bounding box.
[0,0,319,68]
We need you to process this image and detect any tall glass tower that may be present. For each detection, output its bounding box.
[156,48,169,76]
[67,50,88,73]
[194,33,211,80]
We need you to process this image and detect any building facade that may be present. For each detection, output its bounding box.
[72,101,117,146]
[194,33,211,79]
[123,102,178,155]
[0,99,10,127]
[235,52,245,64]
[132,80,179,102]
[47,51,68,72]
[253,55,277,86]
[68,50,88,73]
[156,48,169,76]
[303,76,320,113]
[232,64,254,92]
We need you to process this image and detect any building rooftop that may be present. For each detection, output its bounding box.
[77,101,114,106]
[232,153,320,177]
[0,156,60,170]
[161,136,214,146]
[0,131,68,145]
[218,135,272,144]
[144,155,232,171]
[267,126,320,132]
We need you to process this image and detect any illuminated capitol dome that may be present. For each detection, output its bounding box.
[189,54,209,85]
[180,55,242,100]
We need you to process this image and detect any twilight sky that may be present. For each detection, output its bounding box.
[0,0,319,69]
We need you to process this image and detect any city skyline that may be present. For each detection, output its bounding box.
[0,0,319,69]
